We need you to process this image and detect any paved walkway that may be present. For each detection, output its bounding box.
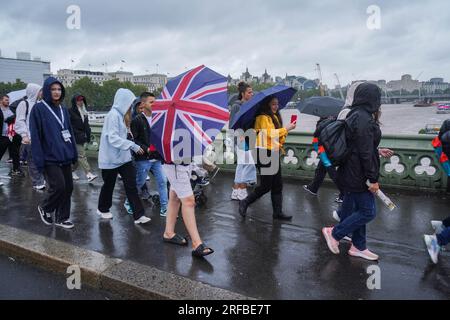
[0,162,449,299]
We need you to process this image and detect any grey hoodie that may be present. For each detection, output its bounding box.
[15,83,42,140]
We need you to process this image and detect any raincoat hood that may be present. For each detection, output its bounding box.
[349,82,381,114]
[42,77,66,106]
[71,94,87,110]
[131,97,142,119]
[439,119,450,140]
[111,88,135,116]
[25,83,42,106]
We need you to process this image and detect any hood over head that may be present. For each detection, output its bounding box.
[350,82,382,114]
[42,77,66,106]
[71,94,87,110]
[131,97,142,119]
[111,88,136,116]
[25,83,42,106]
[439,119,450,139]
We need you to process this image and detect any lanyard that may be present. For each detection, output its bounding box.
[42,101,65,130]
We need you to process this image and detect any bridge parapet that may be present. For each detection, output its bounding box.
[87,124,448,191]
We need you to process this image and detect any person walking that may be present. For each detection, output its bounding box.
[97,88,151,225]
[126,92,168,217]
[322,82,383,261]
[29,77,78,229]
[303,116,344,202]
[238,95,297,220]
[69,94,97,182]
[162,159,215,258]
[0,94,23,177]
[229,82,256,200]
[15,83,46,190]
[424,217,450,264]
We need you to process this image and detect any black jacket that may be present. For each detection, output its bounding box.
[130,112,162,161]
[439,119,450,157]
[337,83,382,193]
[69,95,91,145]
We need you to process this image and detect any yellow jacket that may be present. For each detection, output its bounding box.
[254,114,288,152]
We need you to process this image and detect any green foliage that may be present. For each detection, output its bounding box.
[63,77,148,111]
[0,79,27,96]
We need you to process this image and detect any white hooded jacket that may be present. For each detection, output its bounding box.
[15,83,42,140]
[98,88,141,169]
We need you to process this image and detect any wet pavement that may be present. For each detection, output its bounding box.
[0,253,115,300]
[0,161,449,300]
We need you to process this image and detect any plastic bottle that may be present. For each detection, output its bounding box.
[366,180,396,211]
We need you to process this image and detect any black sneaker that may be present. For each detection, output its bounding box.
[38,206,53,225]
[55,221,74,229]
[197,177,210,186]
[10,170,25,177]
[303,185,318,196]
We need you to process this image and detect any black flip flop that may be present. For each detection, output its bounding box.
[163,234,188,246]
[192,244,214,258]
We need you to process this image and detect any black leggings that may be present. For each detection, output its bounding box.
[98,161,144,221]
[247,149,282,205]
[0,136,20,171]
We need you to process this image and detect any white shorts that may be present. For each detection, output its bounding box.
[163,164,193,199]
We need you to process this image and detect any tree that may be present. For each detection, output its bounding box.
[0,79,27,97]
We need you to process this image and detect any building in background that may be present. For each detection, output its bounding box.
[276,74,318,91]
[57,69,112,86]
[0,51,51,84]
[387,74,420,92]
[56,68,167,93]
[421,78,450,94]
[132,74,167,92]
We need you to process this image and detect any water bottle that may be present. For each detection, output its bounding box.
[366,180,396,211]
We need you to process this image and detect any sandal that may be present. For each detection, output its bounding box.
[192,243,214,258]
[163,234,188,246]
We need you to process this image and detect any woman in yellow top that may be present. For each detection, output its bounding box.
[239,95,296,220]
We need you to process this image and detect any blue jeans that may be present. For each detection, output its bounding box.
[332,191,376,251]
[134,160,168,209]
[437,227,450,246]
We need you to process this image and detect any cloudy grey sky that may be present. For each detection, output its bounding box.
[1,0,449,87]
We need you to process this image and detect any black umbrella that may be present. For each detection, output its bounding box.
[296,96,344,118]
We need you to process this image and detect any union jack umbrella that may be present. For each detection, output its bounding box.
[151,65,229,163]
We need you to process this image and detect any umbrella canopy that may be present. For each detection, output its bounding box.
[296,96,345,118]
[151,65,229,163]
[230,85,297,130]
[6,89,26,104]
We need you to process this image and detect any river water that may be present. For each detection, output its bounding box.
[280,104,450,134]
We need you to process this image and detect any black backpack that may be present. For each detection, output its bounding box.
[318,111,354,166]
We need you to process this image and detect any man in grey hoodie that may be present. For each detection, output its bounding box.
[15,83,46,190]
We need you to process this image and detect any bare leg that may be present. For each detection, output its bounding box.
[163,190,181,239]
[178,195,203,249]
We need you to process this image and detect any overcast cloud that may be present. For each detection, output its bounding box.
[0,0,449,86]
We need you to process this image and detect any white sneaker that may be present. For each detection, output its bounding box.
[72,173,80,181]
[231,189,239,200]
[146,176,150,181]
[0,181,4,186]
[134,216,151,225]
[33,184,46,191]
[86,172,98,182]
[237,188,248,200]
[332,210,341,222]
[431,220,445,234]
[97,209,113,220]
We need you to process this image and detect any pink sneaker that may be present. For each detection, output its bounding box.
[348,245,379,261]
[322,227,340,254]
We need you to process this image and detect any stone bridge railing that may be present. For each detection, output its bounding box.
[87,124,449,192]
